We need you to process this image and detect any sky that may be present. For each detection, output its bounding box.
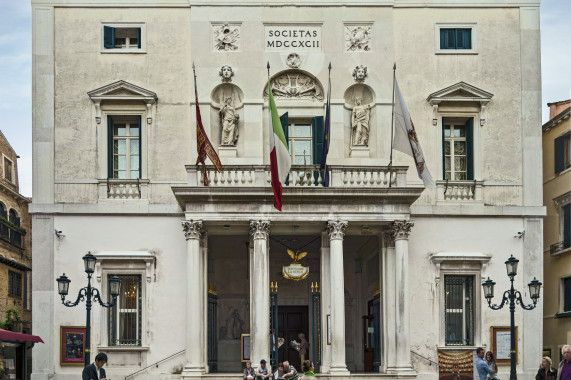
[0,1,569,198]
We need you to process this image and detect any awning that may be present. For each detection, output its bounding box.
[0,329,43,344]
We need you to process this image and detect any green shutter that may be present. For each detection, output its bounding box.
[137,116,142,179]
[465,118,474,180]
[280,113,289,185]
[441,29,456,49]
[107,116,114,178]
[442,118,447,179]
[456,29,471,49]
[137,28,141,49]
[564,204,571,249]
[104,26,115,49]
[312,116,324,185]
[554,135,566,174]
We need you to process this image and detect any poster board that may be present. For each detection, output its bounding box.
[241,334,250,362]
[438,349,475,380]
[60,326,86,366]
[491,326,518,365]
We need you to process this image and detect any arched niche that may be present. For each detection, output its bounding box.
[210,83,244,149]
[211,83,244,109]
[343,83,375,108]
[263,70,324,102]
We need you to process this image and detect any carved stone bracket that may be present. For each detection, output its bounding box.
[250,220,270,240]
[182,219,203,240]
[391,220,414,241]
[327,220,348,240]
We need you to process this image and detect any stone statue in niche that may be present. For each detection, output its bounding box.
[345,25,372,51]
[220,96,240,146]
[213,23,239,51]
[353,65,368,82]
[219,65,234,82]
[264,72,323,101]
[351,97,372,146]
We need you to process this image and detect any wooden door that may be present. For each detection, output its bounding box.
[278,306,308,373]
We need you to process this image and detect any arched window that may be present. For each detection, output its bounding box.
[9,209,19,227]
[0,203,6,219]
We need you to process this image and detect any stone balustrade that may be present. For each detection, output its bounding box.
[99,179,149,199]
[436,180,484,202]
[195,165,408,188]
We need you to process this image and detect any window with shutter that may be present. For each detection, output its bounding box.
[554,132,571,174]
[436,24,476,54]
[108,115,142,179]
[102,24,145,52]
[443,117,474,180]
[564,277,571,312]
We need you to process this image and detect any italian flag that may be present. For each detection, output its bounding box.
[268,82,291,211]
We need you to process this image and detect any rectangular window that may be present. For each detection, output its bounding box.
[440,29,472,50]
[563,204,571,249]
[8,271,22,298]
[102,24,145,52]
[3,157,13,182]
[564,277,571,313]
[288,120,313,165]
[554,132,571,174]
[444,275,474,346]
[108,115,141,179]
[443,118,474,180]
[108,274,142,346]
[436,24,477,54]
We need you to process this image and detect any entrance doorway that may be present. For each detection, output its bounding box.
[278,306,308,372]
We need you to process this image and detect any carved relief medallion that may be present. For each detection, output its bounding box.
[345,25,372,52]
[263,71,323,101]
[286,53,301,68]
[213,23,240,51]
[352,65,368,82]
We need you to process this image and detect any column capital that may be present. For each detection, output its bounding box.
[250,220,270,240]
[327,220,348,240]
[182,220,203,240]
[383,230,395,248]
[391,220,414,241]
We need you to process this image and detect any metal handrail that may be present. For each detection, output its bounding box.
[124,349,185,380]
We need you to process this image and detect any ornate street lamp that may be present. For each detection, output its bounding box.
[56,252,121,366]
[482,255,542,380]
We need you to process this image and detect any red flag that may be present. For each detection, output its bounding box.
[193,65,222,186]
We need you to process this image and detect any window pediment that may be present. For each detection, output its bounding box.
[88,80,157,124]
[427,82,493,126]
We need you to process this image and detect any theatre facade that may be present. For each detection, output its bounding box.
[31,1,544,380]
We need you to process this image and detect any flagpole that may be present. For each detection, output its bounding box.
[389,63,396,188]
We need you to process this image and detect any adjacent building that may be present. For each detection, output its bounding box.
[31,1,544,380]
[542,100,571,364]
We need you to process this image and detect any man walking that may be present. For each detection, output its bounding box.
[557,345,571,380]
[476,347,495,380]
[82,353,108,380]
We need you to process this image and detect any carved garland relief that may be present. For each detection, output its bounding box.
[213,23,240,51]
[345,25,372,52]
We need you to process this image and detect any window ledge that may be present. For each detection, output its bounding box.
[98,346,149,352]
[101,50,147,54]
[555,312,571,319]
[550,246,571,257]
[437,345,482,350]
[435,51,478,55]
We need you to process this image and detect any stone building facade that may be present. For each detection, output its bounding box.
[31,1,544,380]
[542,100,571,364]
[0,130,31,331]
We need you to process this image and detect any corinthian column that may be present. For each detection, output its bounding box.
[382,230,397,373]
[327,220,350,376]
[392,220,415,374]
[249,220,271,365]
[320,231,332,373]
[182,220,206,377]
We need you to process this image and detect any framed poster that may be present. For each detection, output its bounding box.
[491,326,518,365]
[437,349,475,380]
[543,348,552,358]
[241,334,251,362]
[60,326,86,366]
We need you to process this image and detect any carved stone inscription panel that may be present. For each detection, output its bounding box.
[265,24,322,52]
